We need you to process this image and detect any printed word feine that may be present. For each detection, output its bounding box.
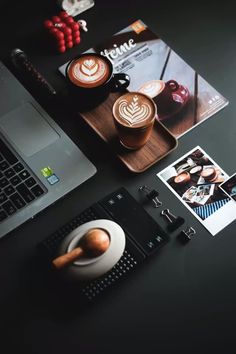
[100,39,136,64]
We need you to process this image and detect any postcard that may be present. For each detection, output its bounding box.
[59,20,229,138]
[157,146,236,235]
[219,173,236,202]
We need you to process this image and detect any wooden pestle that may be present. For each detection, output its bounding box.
[52,228,110,270]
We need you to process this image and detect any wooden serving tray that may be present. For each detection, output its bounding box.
[79,92,178,173]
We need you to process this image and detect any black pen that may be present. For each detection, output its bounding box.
[11,48,57,97]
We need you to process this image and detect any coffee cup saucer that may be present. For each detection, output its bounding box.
[158,85,190,121]
[56,219,126,281]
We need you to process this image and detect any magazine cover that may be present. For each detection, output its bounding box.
[157,146,236,236]
[59,20,229,138]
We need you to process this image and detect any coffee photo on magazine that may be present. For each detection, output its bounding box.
[59,20,229,138]
[220,173,236,202]
[157,147,236,236]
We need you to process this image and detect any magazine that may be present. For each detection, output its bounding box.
[59,20,229,138]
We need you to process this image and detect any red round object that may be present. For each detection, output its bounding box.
[66,41,73,48]
[72,30,80,38]
[70,22,80,32]
[73,36,81,45]
[49,27,59,35]
[44,20,53,29]
[59,11,69,19]
[54,31,64,40]
[65,16,74,25]
[58,45,66,53]
[57,39,65,47]
[62,27,72,35]
[51,16,61,23]
[65,34,73,42]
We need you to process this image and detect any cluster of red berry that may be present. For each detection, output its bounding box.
[44,11,81,53]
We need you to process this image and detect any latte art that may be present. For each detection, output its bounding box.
[67,55,111,88]
[118,95,152,126]
[138,80,165,98]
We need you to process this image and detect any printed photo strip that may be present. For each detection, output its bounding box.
[157,146,236,235]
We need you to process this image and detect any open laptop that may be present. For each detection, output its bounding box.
[0,61,97,239]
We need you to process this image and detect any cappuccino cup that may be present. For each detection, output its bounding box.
[66,53,130,110]
[112,92,157,150]
[138,79,180,119]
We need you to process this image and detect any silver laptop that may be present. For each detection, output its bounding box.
[0,61,96,239]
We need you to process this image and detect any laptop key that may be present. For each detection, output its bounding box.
[0,138,18,165]
[0,171,3,179]
[16,183,35,203]
[0,192,7,203]
[19,169,30,180]
[10,193,26,209]
[31,185,44,197]
[0,161,10,171]
[2,200,17,215]
[0,177,9,189]
[4,185,15,196]
[0,154,3,162]
[25,177,37,188]
[13,162,24,173]
[10,175,21,186]
[4,168,15,179]
[0,209,8,222]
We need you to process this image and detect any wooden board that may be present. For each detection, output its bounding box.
[80,92,178,173]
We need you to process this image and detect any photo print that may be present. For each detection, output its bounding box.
[220,173,236,202]
[157,146,236,235]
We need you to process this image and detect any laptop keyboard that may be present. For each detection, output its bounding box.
[0,137,46,222]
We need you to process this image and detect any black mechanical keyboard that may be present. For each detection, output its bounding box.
[39,188,169,301]
[0,137,46,222]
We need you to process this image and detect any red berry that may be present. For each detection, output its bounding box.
[72,30,80,38]
[49,27,59,35]
[59,11,69,19]
[62,27,72,35]
[58,45,66,53]
[66,41,73,48]
[57,39,65,47]
[65,16,74,25]
[74,36,81,45]
[44,20,53,29]
[52,16,61,23]
[69,22,80,31]
[65,34,73,42]
[54,31,64,40]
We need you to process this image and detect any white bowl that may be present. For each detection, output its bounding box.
[57,219,126,281]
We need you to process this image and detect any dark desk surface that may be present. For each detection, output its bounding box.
[1,1,236,353]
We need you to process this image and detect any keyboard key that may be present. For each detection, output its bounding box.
[31,185,44,197]
[0,192,7,204]
[10,175,21,186]
[4,185,15,196]
[19,169,30,180]
[4,168,15,179]
[13,162,24,173]
[25,177,36,188]
[2,200,17,215]
[0,177,9,189]
[0,209,7,222]
[0,161,9,171]
[0,154,3,162]
[0,171,3,179]
[0,138,18,165]
[10,193,26,209]
[16,183,35,203]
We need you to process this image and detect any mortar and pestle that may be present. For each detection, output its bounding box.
[53,219,126,281]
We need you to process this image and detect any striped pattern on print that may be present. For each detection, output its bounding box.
[193,198,231,220]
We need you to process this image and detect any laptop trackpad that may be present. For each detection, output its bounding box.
[0,103,59,156]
